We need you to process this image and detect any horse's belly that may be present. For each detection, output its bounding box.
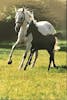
[36,21,56,36]
[32,35,55,50]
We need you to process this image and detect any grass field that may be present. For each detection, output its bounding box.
[0,0,66,99]
[0,41,67,100]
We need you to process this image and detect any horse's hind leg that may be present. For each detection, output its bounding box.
[48,52,52,71]
[52,51,56,68]
[8,40,20,64]
[48,51,56,70]
[48,51,54,70]
[52,51,58,69]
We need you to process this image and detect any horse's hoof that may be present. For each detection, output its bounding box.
[48,68,50,71]
[29,62,31,65]
[8,60,12,64]
[24,67,26,70]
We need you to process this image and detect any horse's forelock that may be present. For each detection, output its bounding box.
[17,8,33,17]
[17,8,24,12]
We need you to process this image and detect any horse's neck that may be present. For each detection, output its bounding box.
[22,21,27,29]
[19,19,36,36]
[19,21,28,36]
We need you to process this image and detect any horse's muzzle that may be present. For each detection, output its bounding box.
[15,24,21,33]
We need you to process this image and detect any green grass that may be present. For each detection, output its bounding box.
[0,41,67,100]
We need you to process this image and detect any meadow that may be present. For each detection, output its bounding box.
[0,41,66,100]
[0,0,66,100]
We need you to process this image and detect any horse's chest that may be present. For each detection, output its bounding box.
[18,27,27,41]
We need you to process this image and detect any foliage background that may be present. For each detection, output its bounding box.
[0,0,66,41]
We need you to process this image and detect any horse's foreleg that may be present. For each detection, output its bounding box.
[27,49,35,65]
[24,50,34,70]
[18,51,27,70]
[8,40,19,64]
[23,43,32,70]
[28,52,33,65]
[19,42,32,70]
[31,50,38,67]
[24,50,38,70]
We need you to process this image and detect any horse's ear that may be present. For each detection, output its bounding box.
[14,7,17,12]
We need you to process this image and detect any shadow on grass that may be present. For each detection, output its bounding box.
[50,65,67,73]
[57,65,67,73]
[38,65,67,73]
[59,46,67,52]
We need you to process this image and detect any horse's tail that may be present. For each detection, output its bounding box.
[54,32,62,38]
[54,32,62,51]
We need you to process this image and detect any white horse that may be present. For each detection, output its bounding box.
[8,7,59,70]
[8,7,35,69]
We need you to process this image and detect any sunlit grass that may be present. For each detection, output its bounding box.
[0,44,66,100]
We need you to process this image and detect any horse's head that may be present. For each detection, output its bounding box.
[15,7,34,33]
[15,8,25,32]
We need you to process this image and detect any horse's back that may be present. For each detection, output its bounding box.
[36,21,56,36]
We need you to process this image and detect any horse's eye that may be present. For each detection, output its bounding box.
[20,17,23,20]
